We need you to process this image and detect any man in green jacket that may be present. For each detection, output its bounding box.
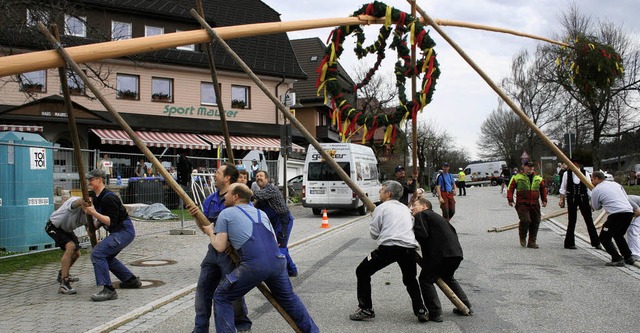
[507,161,548,248]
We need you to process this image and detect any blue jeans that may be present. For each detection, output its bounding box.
[91,219,136,286]
[194,244,251,333]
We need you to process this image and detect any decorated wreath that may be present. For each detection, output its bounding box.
[315,1,440,144]
[556,35,624,99]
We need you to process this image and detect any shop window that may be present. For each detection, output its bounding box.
[152,77,173,102]
[231,85,250,109]
[145,26,164,37]
[201,82,221,106]
[19,70,46,93]
[176,30,195,51]
[116,74,139,100]
[64,14,86,37]
[111,21,132,40]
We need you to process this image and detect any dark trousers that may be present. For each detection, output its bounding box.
[599,212,633,261]
[355,245,425,315]
[516,205,541,244]
[458,181,466,196]
[419,257,471,317]
[565,200,600,248]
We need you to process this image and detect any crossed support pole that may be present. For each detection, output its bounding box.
[36,22,303,333]
[189,8,471,317]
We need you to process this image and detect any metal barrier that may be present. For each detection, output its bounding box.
[0,141,285,251]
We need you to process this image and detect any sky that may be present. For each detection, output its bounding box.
[261,0,640,160]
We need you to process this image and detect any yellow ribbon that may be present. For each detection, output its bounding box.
[409,21,415,45]
[362,125,368,144]
[385,6,393,28]
[383,125,393,144]
[329,43,337,65]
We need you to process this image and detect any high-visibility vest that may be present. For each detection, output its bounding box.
[458,171,466,181]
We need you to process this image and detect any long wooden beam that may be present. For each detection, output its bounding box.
[0,15,386,78]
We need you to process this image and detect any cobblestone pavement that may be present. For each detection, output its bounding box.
[0,204,367,333]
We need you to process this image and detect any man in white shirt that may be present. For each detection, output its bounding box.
[591,171,635,266]
[349,180,427,323]
[558,160,601,250]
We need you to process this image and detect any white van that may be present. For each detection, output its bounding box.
[463,161,507,186]
[302,143,381,215]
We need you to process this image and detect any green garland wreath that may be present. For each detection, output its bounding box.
[315,1,440,143]
[556,35,624,99]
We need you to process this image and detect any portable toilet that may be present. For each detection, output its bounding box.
[0,131,54,252]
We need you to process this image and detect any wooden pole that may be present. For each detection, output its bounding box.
[487,210,568,232]
[196,0,234,163]
[50,24,97,248]
[190,9,377,213]
[36,22,210,233]
[433,19,568,47]
[413,5,592,192]
[410,1,419,186]
[593,210,607,229]
[0,15,386,78]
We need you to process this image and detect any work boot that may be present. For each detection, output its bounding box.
[91,286,118,302]
[527,243,539,249]
[416,309,428,323]
[120,275,142,289]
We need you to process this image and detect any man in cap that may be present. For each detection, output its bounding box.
[591,171,635,266]
[82,169,141,301]
[558,159,601,250]
[507,161,547,248]
[435,162,457,222]
[394,165,416,206]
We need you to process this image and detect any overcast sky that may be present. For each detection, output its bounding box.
[261,0,640,160]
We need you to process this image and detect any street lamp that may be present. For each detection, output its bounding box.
[280,88,302,201]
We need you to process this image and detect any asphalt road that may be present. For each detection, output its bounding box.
[117,186,640,332]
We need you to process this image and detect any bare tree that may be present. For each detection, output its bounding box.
[545,3,640,168]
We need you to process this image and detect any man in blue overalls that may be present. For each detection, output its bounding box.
[187,163,251,332]
[204,183,319,333]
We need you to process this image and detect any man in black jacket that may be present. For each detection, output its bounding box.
[411,196,472,322]
[395,165,416,205]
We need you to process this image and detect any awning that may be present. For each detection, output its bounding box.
[91,129,210,150]
[1,124,43,132]
[199,134,306,153]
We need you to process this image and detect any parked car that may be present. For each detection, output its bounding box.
[287,174,303,197]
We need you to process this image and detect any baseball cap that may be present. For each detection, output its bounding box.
[395,165,405,173]
[87,169,106,180]
[524,161,534,167]
[442,162,450,167]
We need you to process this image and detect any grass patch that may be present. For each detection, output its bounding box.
[170,208,193,220]
[0,249,89,274]
[624,185,640,196]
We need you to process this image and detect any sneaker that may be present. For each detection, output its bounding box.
[519,239,526,247]
[624,257,636,265]
[527,243,539,249]
[417,309,428,323]
[120,275,142,289]
[605,259,625,267]
[59,279,77,295]
[453,307,474,316]
[349,307,375,321]
[57,270,79,283]
[91,286,118,302]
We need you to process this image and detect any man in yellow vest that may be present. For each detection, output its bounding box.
[506,161,548,248]
[457,168,466,196]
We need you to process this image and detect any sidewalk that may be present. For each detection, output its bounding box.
[0,205,366,333]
